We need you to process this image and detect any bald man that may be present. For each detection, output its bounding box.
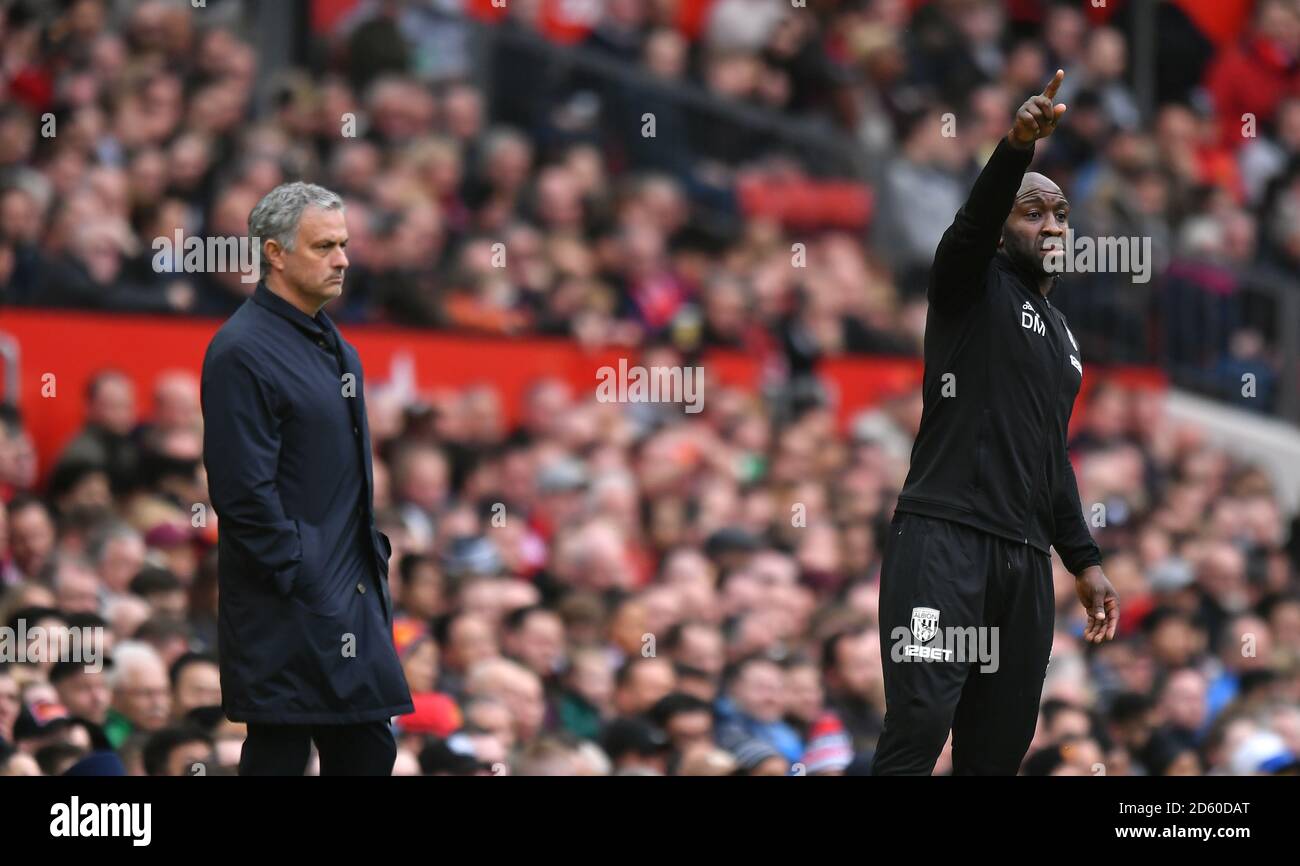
[874,71,1119,776]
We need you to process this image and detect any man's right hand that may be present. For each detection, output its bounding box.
[1009,69,1068,148]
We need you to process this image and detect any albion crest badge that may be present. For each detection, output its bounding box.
[910,606,940,644]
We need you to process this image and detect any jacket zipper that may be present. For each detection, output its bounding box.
[1022,291,1063,545]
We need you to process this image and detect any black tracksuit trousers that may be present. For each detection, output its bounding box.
[871,511,1055,775]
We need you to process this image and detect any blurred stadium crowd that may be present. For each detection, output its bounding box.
[2,0,1300,775]
[2,0,1300,397]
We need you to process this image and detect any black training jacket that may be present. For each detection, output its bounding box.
[894,137,1102,575]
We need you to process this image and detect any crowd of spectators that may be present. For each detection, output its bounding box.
[2,361,1299,776]
[1,0,1299,406]
[1,0,1299,775]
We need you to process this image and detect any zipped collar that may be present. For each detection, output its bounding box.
[251,280,336,339]
[995,250,1060,307]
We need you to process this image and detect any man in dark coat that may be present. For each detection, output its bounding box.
[201,182,412,775]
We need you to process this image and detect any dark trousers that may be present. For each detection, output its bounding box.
[239,721,398,776]
[871,512,1054,776]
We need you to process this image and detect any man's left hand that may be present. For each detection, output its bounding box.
[1075,565,1119,643]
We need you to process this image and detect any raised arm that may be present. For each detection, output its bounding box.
[929,70,1069,312]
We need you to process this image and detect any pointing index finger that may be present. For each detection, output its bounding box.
[1043,68,1064,100]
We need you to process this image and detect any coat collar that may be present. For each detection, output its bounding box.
[995,250,1059,304]
[251,281,337,339]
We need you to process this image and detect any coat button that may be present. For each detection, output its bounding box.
[317,339,327,348]
[356,582,366,594]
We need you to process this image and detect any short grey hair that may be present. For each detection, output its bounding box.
[247,181,344,277]
[87,521,141,565]
[107,641,166,690]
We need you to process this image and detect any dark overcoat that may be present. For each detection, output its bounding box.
[201,281,412,724]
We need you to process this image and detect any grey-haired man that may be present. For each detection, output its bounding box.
[201,182,411,775]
